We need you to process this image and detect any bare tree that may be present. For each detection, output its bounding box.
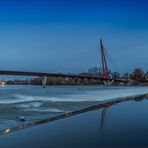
[130,68,144,82]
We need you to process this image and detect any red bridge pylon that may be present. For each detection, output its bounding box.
[100,38,109,79]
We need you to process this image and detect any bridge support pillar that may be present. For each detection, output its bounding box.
[42,76,47,88]
[103,80,114,86]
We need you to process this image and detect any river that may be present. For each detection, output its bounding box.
[0,85,148,130]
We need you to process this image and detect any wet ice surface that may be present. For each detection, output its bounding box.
[0,85,148,130]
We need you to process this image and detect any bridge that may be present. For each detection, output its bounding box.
[0,39,127,87]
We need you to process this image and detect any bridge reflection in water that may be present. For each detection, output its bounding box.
[100,106,109,130]
[0,94,147,137]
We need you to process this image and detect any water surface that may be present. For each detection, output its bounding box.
[0,95,148,147]
[0,85,148,130]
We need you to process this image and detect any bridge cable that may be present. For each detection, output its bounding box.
[52,45,98,73]
[103,48,122,75]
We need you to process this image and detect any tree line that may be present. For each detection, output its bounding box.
[88,66,147,83]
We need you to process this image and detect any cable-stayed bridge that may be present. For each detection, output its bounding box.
[0,39,127,87]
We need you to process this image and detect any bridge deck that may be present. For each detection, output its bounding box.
[0,70,126,83]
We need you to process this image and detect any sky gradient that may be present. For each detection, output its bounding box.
[0,0,148,75]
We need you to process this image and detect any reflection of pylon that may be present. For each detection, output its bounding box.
[100,107,108,130]
[100,38,109,79]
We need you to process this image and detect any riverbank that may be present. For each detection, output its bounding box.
[0,93,148,147]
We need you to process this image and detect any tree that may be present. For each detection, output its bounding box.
[130,68,144,82]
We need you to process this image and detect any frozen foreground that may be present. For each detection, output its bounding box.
[0,85,148,130]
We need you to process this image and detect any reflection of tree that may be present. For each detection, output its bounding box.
[134,96,145,102]
[145,94,148,99]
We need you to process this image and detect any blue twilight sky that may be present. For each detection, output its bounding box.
[0,0,148,75]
